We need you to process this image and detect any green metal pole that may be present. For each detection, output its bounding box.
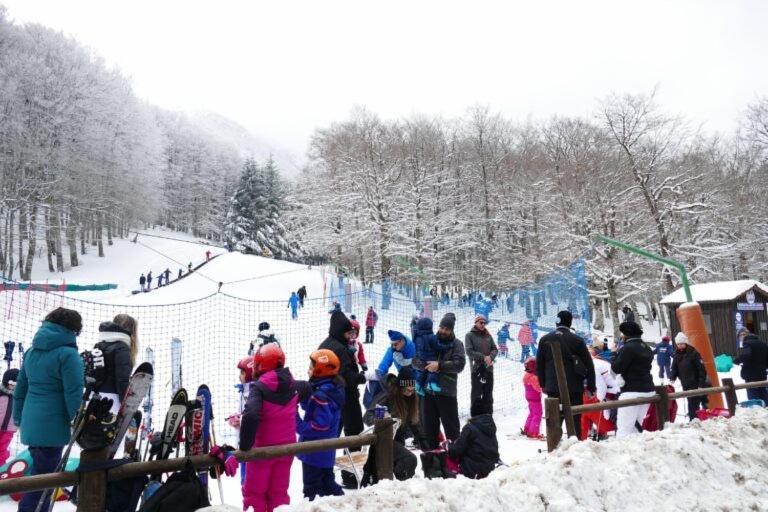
[595,235,693,302]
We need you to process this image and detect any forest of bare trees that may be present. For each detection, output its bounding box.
[294,94,768,331]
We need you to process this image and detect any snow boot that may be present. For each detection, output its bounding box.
[419,452,444,479]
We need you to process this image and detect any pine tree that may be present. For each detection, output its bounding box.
[225,157,301,258]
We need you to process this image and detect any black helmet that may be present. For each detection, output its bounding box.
[258,322,270,331]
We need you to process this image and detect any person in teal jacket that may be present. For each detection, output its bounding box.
[14,307,84,512]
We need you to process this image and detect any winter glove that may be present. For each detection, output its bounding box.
[347,344,358,354]
[210,444,238,478]
[356,371,367,385]
[227,413,241,429]
[361,363,368,372]
[364,369,379,381]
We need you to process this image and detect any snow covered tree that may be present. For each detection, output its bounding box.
[225,158,300,259]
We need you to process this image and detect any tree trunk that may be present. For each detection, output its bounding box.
[23,206,37,281]
[45,209,55,272]
[80,217,87,255]
[91,216,98,247]
[592,297,605,332]
[53,209,64,272]
[67,208,79,267]
[107,217,113,246]
[17,206,26,280]
[606,280,621,341]
[97,214,105,257]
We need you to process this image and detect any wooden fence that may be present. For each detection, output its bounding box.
[544,344,768,452]
[0,419,395,511]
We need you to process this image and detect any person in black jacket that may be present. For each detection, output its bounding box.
[536,310,596,439]
[318,309,366,488]
[610,321,654,438]
[670,332,708,420]
[94,314,138,414]
[734,328,768,405]
[447,413,499,479]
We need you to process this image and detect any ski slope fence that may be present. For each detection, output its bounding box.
[0,259,589,455]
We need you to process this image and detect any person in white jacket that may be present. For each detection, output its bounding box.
[589,343,619,420]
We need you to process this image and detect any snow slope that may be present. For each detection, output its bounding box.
[285,409,768,512]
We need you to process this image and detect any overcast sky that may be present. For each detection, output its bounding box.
[2,0,767,164]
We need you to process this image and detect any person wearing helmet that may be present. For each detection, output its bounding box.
[318,310,366,488]
[239,343,298,511]
[297,349,345,500]
[522,357,543,439]
[348,319,368,372]
[0,368,19,466]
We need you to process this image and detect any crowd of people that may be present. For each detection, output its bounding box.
[4,300,768,512]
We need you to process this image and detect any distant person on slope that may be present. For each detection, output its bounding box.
[139,273,146,292]
[94,315,139,415]
[164,268,171,284]
[496,322,512,358]
[288,292,300,320]
[146,271,153,291]
[653,336,674,381]
[13,308,84,512]
[297,286,307,308]
[364,306,378,344]
[734,327,768,406]
[622,305,635,323]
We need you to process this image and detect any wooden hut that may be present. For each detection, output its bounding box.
[661,280,768,356]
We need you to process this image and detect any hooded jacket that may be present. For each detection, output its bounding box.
[611,337,654,393]
[94,322,133,398]
[734,334,768,382]
[362,374,427,449]
[0,378,17,433]
[412,330,466,398]
[448,414,499,479]
[296,376,345,468]
[536,327,596,396]
[377,336,416,375]
[318,310,365,389]
[465,326,498,372]
[240,367,298,450]
[652,340,673,366]
[670,345,707,391]
[13,321,84,447]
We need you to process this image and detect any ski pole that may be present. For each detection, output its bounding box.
[210,420,226,505]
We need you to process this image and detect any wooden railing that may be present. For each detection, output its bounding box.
[0,419,395,511]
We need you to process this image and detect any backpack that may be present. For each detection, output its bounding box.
[138,459,210,512]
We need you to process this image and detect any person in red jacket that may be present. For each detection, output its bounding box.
[239,344,298,512]
[522,358,543,439]
[0,368,19,465]
[364,306,378,344]
[349,319,368,372]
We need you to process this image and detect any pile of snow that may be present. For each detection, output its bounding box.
[285,409,768,512]
[661,279,768,305]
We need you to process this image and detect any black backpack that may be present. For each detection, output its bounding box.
[138,460,210,512]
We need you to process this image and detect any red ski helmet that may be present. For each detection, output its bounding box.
[524,357,536,373]
[237,357,254,383]
[309,349,340,379]
[252,343,286,377]
[349,319,361,336]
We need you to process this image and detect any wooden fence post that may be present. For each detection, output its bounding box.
[654,385,668,430]
[722,378,738,417]
[545,397,563,452]
[77,449,108,512]
[374,419,394,480]
[551,342,576,437]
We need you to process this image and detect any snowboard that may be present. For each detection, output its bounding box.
[106,362,154,458]
[123,410,143,460]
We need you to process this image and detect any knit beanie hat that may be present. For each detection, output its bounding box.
[674,332,689,345]
[474,314,487,324]
[388,330,406,344]
[397,366,416,388]
[438,313,456,331]
[555,310,573,328]
[2,368,19,387]
[619,321,643,337]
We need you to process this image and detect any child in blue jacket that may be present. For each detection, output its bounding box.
[653,336,673,380]
[296,349,345,501]
[413,317,454,394]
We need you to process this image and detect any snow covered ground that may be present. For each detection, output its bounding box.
[0,228,765,511]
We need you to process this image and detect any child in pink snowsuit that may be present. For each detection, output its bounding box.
[522,358,543,439]
[0,369,19,465]
[239,345,298,512]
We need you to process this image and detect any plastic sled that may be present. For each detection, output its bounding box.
[739,399,765,408]
[695,408,731,421]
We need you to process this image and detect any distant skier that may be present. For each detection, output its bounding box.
[653,336,673,381]
[156,273,163,288]
[205,250,212,262]
[164,268,171,284]
[297,286,307,308]
[146,271,153,291]
[139,274,146,292]
[288,292,300,320]
[188,262,193,273]
[178,268,183,280]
